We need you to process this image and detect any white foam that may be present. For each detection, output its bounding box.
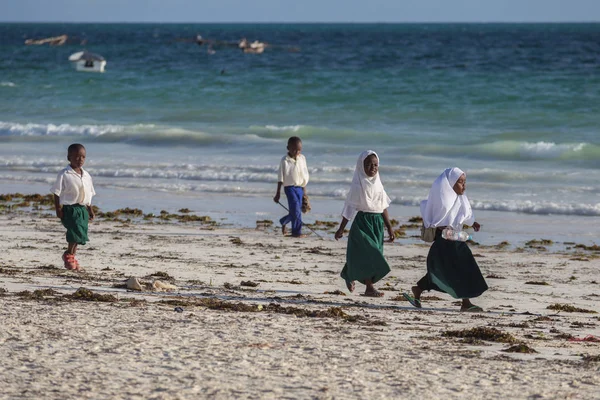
[519,141,586,158]
[0,82,16,87]
[0,121,141,137]
[264,125,303,132]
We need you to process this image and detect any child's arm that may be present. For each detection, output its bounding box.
[382,209,395,242]
[87,204,95,222]
[334,217,349,240]
[53,194,63,219]
[273,182,283,203]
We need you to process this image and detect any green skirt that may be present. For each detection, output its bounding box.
[418,229,488,299]
[340,211,391,285]
[61,204,89,245]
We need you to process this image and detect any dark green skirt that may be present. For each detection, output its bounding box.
[61,204,89,245]
[340,211,391,285]
[418,230,488,299]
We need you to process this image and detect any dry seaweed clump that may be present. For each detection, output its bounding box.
[323,290,346,296]
[547,304,597,314]
[0,287,7,296]
[145,271,175,281]
[442,327,518,343]
[68,287,118,302]
[502,343,538,354]
[582,355,600,362]
[265,304,360,322]
[526,239,554,246]
[574,244,600,252]
[525,281,550,286]
[159,297,362,322]
[16,288,61,300]
[240,280,260,287]
[256,219,273,227]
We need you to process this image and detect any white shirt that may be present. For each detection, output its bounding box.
[277,154,309,187]
[51,166,96,206]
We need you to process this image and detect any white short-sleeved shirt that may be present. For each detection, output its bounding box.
[51,166,96,206]
[277,154,309,187]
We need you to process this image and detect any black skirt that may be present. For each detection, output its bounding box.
[417,229,488,299]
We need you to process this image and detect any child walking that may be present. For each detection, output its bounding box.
[335,150,395,297]
[273,136,309,237]
[51,143,96,271]
[403,167,488,311]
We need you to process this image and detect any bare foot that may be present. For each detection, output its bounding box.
[291,234,308,238]
[411,285,422,300]
[345,280,355,292]
[281,225,287,236]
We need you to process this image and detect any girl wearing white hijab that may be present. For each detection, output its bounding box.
[334,151,395,297]
[403,167,488,311]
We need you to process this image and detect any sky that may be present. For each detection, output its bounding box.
[1,0,599,23]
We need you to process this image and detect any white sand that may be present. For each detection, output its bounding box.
[0,211,599,399]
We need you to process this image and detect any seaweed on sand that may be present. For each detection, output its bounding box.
[502,344,538,354]
[306,247,334,256]
[442,327,518,343]
[16,288,61,300]
[67,287,118,302]
[159,297,363,322]
[547,304,597,314]
[144,271,175,281]
[323,290,346,296]
[256,219,274,228]
[230,237,243,245]
[0,267,19,276]
[525,281,550,286]
[582,355,600,362]
[574,244,600,252]
[240,280,260,287]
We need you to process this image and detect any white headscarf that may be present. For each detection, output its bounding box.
[342,150,391,220]
[420,167,474,230]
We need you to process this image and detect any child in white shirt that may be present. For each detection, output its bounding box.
[51,143,96,271]
[273,136,309,237]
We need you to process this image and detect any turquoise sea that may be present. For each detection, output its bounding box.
[1,23,599,244]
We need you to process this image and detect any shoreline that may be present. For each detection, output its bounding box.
[2,185,600,249]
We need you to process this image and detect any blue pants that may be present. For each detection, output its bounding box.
[280,186,303,236]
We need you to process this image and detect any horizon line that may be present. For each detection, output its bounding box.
[1,20,600,24]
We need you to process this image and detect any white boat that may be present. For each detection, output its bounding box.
[68,51,106,73]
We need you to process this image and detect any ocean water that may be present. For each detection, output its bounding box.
[1,23,599,244]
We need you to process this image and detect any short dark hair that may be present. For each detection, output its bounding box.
[287,136,302,146]
[68,143,85,154]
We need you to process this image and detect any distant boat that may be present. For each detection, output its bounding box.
[68,51,106,73]
[25,34,68,46]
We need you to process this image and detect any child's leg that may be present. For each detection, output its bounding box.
[67,242,78,255]
[289,187,303,236]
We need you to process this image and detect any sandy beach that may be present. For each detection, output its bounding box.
[0,196,599,400]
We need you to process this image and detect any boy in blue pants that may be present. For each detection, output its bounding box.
[273,136,309,237]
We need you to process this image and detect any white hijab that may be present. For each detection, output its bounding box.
[342,150,391,220]
[420,167,474,229]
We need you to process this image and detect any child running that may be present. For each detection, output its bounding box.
[335,150,395,297]
[273,136,309,238]
[51,143,96,271]
[403,167,488,311]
